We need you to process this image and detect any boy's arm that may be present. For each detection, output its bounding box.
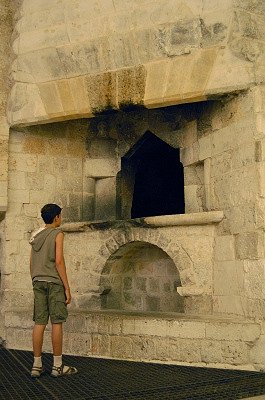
[55,232,71,305]
[30,249,32,277]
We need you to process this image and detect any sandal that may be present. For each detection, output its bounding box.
[51,364,78,377]
[31,366,44,378]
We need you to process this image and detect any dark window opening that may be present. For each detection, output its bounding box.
[118,131,185,219]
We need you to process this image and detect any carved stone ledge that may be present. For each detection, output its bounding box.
[62,211,224,232]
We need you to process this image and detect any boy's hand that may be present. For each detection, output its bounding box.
[65,288,71,305]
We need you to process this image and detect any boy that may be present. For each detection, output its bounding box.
[29,203,77,378]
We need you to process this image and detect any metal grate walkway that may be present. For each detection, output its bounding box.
[1,347,265,399]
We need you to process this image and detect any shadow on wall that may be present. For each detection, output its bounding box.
[100,241,184,313]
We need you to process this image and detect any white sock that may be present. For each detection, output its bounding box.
[33,356,42,368]
[53,355,62,367]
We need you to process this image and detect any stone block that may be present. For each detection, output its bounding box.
[18,48,66,82]
[164,55,191,104]
[84,159,119,178]
[0,116,10,137]
[250,334,265,365]
[231,141,256,170]
[23,136,46,155]
[9,154,38,173]
[154,336,170,360]
[29,190,54,205]
[221,341,250,365]
[8,189,29,204]
[214,235,235,261]
[200,8,232,47]
[201,340,222,363]
[133,28,164,65]
[0,182,7,199]
[184,184,204,213]
[206,48,255,96]
[56,80,76,114]
[5,312,33,329]
[91,333,110,357]
[198,135,213,160]
[38,81,64,117]
[213,294,244,315]
[5,328,32,351]
[85,71,118,113]
[235,231,264,260]
[133,318,168,337]
[95,177,116,220]
[205,321,260,342]
[167,320,206,339]
[64,314,87,333]
[203,0,232,12]
[0,159,8,181]
[117,65,146,106]
[69,76,92,116]
[3,290,33,312]
[181,47,218,100]
[121,318,136,335]
[184,164,203,186]
[214,261,241,296]
[64,332,91,355]
[161,18,201,58]
[243,259,265,299]
[144,60,169,108]
[19,24,69,53]
[168,337,202,363]
[131,336,156,360]
[180,144,199,166]
[87,138,117,158]
[110,336,133,359]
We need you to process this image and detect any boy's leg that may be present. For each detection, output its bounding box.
[51,322,77,377]
[31,324,46,378]
[51,323,63,356]
[31,282,48,377]
[33,324,46,357]
[50,283,77,377]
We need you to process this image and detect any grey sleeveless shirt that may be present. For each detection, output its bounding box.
[30,227,63,285]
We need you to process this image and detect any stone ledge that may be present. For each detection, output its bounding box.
[143,211,224,226]
[61,211,224,232]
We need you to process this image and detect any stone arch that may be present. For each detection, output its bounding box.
[97,229,198,294]
[99,240,184,313]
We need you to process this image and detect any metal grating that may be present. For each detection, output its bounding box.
[0,347,265,399]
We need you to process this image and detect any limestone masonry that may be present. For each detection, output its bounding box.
[1,0,265,370]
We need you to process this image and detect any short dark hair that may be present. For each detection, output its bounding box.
[41,203,62,224]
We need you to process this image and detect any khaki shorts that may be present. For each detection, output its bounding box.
[33,281,68,324]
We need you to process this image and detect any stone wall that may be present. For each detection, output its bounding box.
[2,89,264,322]
[0,0,14,215]
[4,310,264,371]
[8,0,264,126]
[2,0,265,370]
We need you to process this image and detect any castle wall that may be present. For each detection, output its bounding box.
[8,0,264,126]
[1,0,265,370]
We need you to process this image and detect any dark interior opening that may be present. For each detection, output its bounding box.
[119,131,185,219]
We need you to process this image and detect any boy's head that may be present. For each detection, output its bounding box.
[41,203,62,225]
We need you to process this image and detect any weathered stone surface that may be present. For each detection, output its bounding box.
[1,0,265,373]
[7,0,263,126]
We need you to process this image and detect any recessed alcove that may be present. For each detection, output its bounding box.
[100,241,184,313]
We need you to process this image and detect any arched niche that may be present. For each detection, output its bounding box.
[117,131,185,219]
[99,241,184,313]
